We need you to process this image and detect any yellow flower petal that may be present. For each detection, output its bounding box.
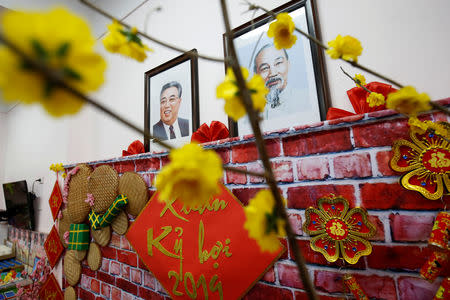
[267,12,297,50]
[386,86,431,116]
[354,74,366,86]
[326,35,363,62]
[0,7,106,117]
[366,92,385,107]
[155,143,223,207]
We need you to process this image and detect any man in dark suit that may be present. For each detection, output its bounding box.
[152,81,189,140]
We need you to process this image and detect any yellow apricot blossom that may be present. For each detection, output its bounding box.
[366,92,385,107]
[155,143,223,207]
[216,67,268,121]
[354,74,366,86]
[244,190,286,253]
[267,12,297,50]
[103,21,153,62]
[386,86,431,116]
[408,117,449,138]
[0,7,106,117]
[327,35,363,62]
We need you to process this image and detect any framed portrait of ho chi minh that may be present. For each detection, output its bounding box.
[144,49,200,152]
[223,0,330,136]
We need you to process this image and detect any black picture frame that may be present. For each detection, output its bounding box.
[144,49,199,152]
[223,0,330,137]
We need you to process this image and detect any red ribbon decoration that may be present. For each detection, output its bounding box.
[122,140,145,156]
[326,82,397,120]
[191,121,229,143]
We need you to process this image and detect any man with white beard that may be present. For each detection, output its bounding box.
[253,43,311,121]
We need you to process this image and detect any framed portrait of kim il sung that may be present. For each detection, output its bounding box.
[144,49,199,152]
[223,0,330,136]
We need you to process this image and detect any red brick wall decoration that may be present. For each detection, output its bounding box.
[62,101,450,300]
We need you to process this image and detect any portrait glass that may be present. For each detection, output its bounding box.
[225,0,329,136]
[144,50,199,152]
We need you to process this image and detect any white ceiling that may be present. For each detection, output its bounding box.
[0,0,148,112]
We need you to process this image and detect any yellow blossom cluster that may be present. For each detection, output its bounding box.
[408,117,449,138]
[327,35,363,62]
[0,8,106,117]
[267,12,297,50]
[354,74,366,86]
[244,190,286,253]
[103,21,153,62]
[386,86,431,116]
[366,92,385,107]
[155,143,223,207]
[216,67,268,121]
[49,163,65,172]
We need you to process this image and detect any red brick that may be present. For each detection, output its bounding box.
[276,262,303,289]
[280,238,289,260]
[272,161,293,182]
[121,236,132,250]
[328,114,364,125]
[243,283,293,300]
[368,215,385,241]
[111,286,122,300]
[389,213,434,242]
[287,212,302,235]
[297,157,330,180]
[91,278,100,294]
[115,160,135,173]
[232,187,263,206]
[122,292,135,300]
[131,268,142,285]
[135,158,160,172]
[139,287,167,300]
[101,259,110,272]
[397,276,440,300]
[80,274,91,289]
[295,291,342,300]
[262,267,275,283]
[215,148,230,164]
[287,185,355,209]
[360,182,450,210]
[376,150,398,176]
[314,270,343,293]
[367,244,431,270]
[116,277,138,294]
[353,119,409,147]
[161,156,170,166]
[232,139,280,163]
[143,271,156,289]
[110,261,121,276]
[117,249,138,267]
[122,264,130,280]
[353,274,397,300]
[97,271,116,284]
[110,233,121,248]
[333,153,372,178]
[295,240,366,269]
[248,162,265,183]
[101,246,117,260]
[432,111,449,122]
[82,265,97,278]
[101,283,111,298]
[79,288,96,300]
[226,166,247,184]
[283,129,352,156]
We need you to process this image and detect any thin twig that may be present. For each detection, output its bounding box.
[430,101,450,115]
[340,67,372,93]
[0,34,269,179]
[79,0,225,63]
[246,2,405,88]
[220,1,318,299]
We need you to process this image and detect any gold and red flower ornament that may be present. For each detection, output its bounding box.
[390,120,450,200]
[303,195,376,264]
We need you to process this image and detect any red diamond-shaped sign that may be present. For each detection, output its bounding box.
[48,180,63,221]
[39,273,64,300]
[44,225,65,268]
[126,184,284,299]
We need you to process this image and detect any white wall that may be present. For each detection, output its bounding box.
[0,112,7,210]
[0,0,449,233]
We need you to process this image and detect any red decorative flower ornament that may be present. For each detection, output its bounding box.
[390,126,450,200]
[191,121,229,143]
[303,195,376,264]
[122,140,145,156]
